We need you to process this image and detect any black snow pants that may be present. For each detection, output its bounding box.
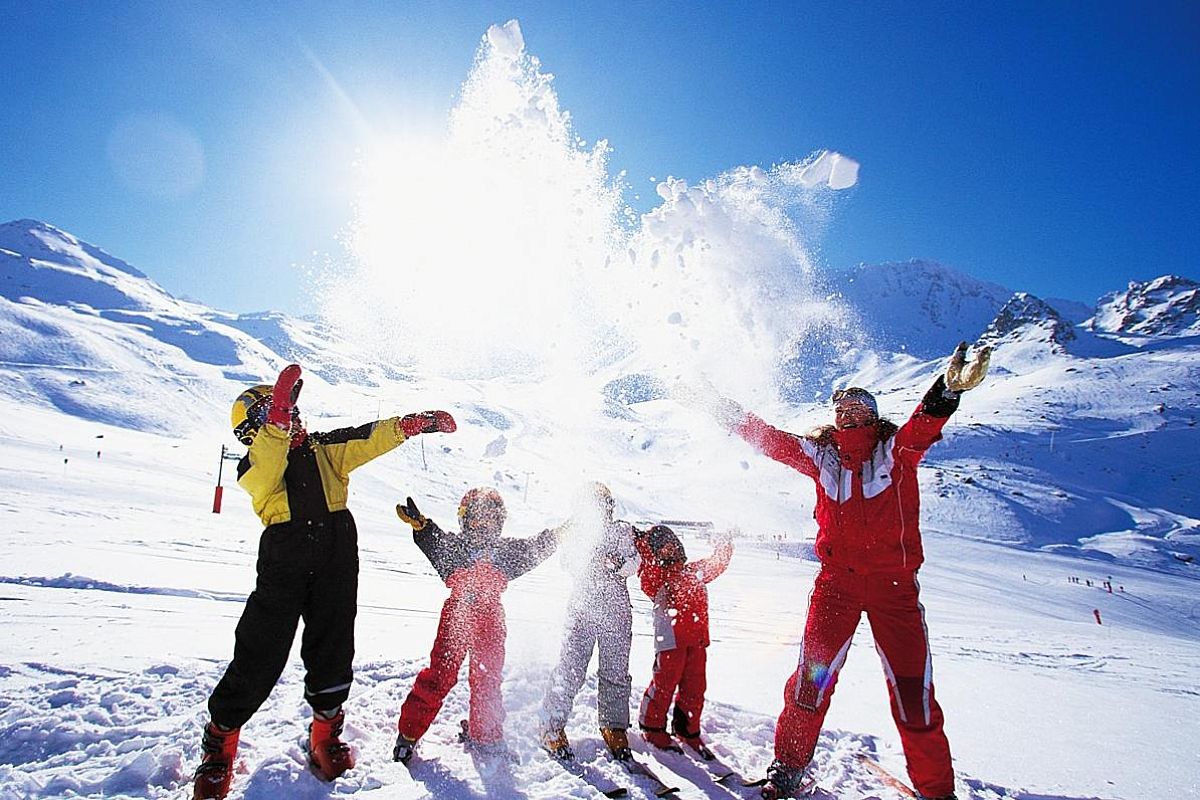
[208,510,359,729]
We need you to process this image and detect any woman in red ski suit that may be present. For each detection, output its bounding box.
[391,488,563,761]
[633,524,733,754]
[708,343,989,800]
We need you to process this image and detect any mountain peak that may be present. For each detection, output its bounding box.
[1089,274,1200,337]
[981,291,1076,350]
[830,259,1014,357]
[0,218,164,311]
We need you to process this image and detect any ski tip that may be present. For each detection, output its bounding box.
[655,788,680,798]
[604,789,629,799]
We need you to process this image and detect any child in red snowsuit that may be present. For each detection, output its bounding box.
[391,488,563,762]
[633,524,733,755]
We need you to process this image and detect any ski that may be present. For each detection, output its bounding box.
[543,749,628,798]
[674,739,740,783]
[856,753,918,798]
[611,753,680,797]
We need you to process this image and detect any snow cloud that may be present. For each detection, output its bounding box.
[320,19,861,412]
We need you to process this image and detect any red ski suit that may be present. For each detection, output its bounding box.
[733,377,959,799]
[397,519,558,745]
[634,536,733,737]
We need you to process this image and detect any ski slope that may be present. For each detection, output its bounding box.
[2,17,1198,800]
[0,394,1196,800]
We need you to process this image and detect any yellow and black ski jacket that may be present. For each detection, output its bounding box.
[237,418,408,527]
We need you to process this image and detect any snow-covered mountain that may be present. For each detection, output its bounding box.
[825,259,1014,358]
[1089,274,1200,336]
[2,218,1197,571]
[1,218,1198,800]
[0,221,409,432]
[979,291,1076,351]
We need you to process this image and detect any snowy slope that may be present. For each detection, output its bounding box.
[0,389,1197,800]
[0,221,411,434]
[2,17,1199,800]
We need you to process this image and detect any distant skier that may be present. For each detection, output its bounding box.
[633,523,734,756]
[392,488,565,762]
[192,364,456,800]
[685,342,990,800]
[539,482,640,761]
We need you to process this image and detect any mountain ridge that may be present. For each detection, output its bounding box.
[1,218,1196,573]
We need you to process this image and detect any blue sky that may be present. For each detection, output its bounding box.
[2,0,1196,316]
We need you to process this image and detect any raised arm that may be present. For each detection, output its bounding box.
[325,410,456,476]
[895,342,991,455]
[694,538,734,584]
[633,532,666,599]
[396,497,459,580]
[607,521,641,578]
[674,378,821,479]
[733,413,820,479]
[236,423,290,515]
[236,364,301,506]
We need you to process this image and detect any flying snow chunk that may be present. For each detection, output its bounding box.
[487,19,525,59]
[798,150,860,190]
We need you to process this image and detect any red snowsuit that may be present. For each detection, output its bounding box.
[733,377,960,799]
[397,519,559,745]
[634,535,733,737]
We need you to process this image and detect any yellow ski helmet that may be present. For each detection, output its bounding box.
[231,384,272,446]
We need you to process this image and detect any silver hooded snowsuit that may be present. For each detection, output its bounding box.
[542,519,640,730]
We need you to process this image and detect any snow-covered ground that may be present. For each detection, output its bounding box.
[0,395,1196,800]
[2,17,1198,800]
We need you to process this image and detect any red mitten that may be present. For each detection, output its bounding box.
[267,364,302,428]
[400,410,456,437]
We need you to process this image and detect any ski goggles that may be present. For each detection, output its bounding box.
[831,387,878,415]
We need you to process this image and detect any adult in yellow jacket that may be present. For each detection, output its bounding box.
[193,364,455,800]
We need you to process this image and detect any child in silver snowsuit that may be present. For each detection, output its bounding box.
[540,482,640,760]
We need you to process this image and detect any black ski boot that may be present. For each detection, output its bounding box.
[761,759,809,799]
[392,732,418,764]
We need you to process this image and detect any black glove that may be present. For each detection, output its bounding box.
[395,496,428,531]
